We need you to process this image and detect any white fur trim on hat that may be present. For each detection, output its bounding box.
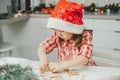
[47,18,85,34]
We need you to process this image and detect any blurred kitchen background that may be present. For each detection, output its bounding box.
[0,0,120,67]
[0,0,120,15]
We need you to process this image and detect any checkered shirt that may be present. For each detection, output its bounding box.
[39,31,96,66]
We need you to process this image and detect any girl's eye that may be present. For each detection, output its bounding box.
[56,30,64,33]
[59,30,64,32]
[60,31,64,33]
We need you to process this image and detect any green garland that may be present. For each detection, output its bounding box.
[0,64,38,80]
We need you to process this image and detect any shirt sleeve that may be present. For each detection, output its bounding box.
[39,32,58,54]
[79,31,93,58]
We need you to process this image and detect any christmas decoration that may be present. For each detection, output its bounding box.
[83,2,120,14]
[33,3,55,14]
[0,64,38,80]
[32,1,120,14]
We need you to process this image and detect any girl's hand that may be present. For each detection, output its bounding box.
[39,56,50,73]
[49,62,65,73]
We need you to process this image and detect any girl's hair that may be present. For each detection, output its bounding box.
[58,30,92,47]
[71,33,83,46]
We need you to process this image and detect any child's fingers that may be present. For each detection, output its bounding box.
[51,67,55,72]
[50,66,58,72]
[44,64,49,71]
[46,67,51,71]
[40,65,45,73]
[39,65,42,71]
[52,68,59,73]
[40,63,50,73]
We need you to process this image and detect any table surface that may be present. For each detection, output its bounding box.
[0,57,120,80]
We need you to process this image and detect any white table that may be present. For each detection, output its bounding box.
[0,57,120,80]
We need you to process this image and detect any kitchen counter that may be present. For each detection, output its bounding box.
[30,13,120,20]
[0,14,30,25]
[0,13,119,26]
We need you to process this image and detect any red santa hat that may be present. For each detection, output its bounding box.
[47,0,85,34]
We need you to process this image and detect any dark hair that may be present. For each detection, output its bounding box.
[71,33,83,46]
[58,30,92,47]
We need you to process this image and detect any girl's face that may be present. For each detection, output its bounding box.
[55,30,73,40]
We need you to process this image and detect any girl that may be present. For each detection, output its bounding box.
[38,0,96,73]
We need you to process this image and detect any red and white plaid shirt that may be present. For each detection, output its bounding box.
[39,31,96,66]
